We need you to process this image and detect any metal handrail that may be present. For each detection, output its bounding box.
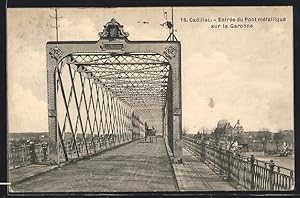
[9,132,136,169]
[183,136,294,191]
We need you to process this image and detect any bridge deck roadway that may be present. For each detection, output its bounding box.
[11,137,178,192]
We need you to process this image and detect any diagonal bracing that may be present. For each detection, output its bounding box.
[55,52,170,160]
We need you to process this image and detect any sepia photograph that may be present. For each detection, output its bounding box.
[7,6,294,192]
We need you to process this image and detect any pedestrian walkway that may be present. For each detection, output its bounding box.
[172,148,237,191]
[9,164,58,185]
[11,137,178,192]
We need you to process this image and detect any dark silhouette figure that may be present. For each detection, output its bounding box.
[29,142,37,164]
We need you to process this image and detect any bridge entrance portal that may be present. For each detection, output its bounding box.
[46,18,182,163]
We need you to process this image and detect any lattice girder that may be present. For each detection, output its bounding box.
[64,53,171,121]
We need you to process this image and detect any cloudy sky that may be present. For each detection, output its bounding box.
[7,7,293,133]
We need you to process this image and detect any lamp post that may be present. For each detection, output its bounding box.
[262,137,266,155]
[249,136,253,152]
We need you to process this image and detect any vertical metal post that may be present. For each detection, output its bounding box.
[171,44,182,163]
[269,160,275,190]
[22,146,25,163]
[219,146,223,174]
[131,112,135,140]
[171,7,174,41]
[162,105,165,139]
[167,74,173,153]
[46,47,58,164]
[203,142,207,162]
[213,148,216,169]
[57,130,60,165]
[227,151,231,180]
[290,171,294,190]
[250,154,255,190]
[54,8,59,42]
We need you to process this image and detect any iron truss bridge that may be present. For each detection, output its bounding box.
[46,18,183,163]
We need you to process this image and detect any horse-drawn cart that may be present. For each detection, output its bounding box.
[145,127,157,143]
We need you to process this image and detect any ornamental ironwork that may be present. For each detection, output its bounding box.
[49,46,63,60]
[98,18,129,40]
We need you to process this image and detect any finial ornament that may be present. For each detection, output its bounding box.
[99,18,129,39]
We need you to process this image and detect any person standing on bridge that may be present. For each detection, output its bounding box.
[29,142,37,164]
[42,142,48,162]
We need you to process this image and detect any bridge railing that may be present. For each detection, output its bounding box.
[9,144,47,169]
[183,136,294,191]
[9,132,135,168]
[63,132,133,160]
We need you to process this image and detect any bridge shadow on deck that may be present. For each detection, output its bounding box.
[11,137,178,192]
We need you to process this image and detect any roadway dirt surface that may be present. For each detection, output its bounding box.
[11,137,178,192]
